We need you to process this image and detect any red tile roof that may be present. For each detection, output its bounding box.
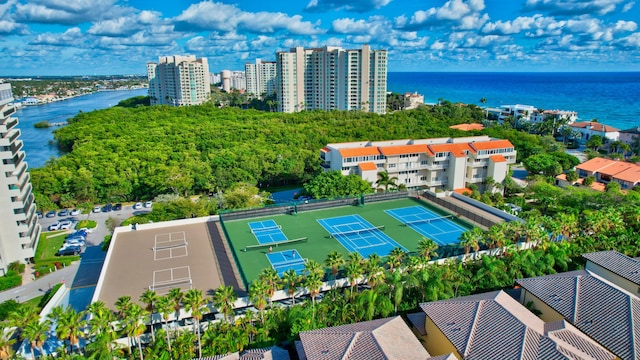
[490,155,507,163]
[577,157,640,183]
[338,147,381,157]
[453,188,473,195]
[320,147,330,153]
[470,139,514,151]
[429,143,473,157]
[449,123,485,131]
[358,162,378,171]
[576,157,615,173]
[570,121,619,133]
[379,144,433,156]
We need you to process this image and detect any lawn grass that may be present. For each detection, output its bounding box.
[33,231,79,278]
[75,219,97,229]
[222,197,474,285]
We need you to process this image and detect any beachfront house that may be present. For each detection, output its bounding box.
[569,121,619,144]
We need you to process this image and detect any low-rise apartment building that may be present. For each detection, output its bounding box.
[320,136,516,192]
[569,121,619,144]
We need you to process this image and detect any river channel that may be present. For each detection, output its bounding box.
[15,88,148,168]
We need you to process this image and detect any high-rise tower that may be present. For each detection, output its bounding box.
[147,55,211,106]
[0,83,41,274]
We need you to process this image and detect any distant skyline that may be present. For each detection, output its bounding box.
[1,0,639,76]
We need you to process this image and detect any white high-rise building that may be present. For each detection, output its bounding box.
[147,55,211,106]
[0,83,40,274]
[276,45,387,114]
[245,59,277,97]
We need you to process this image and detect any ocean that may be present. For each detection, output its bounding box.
[387,72,640,131]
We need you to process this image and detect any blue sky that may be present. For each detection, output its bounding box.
[1,0,639,75]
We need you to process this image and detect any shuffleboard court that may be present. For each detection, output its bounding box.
[317,214,407,258]
[385,206,468,245]
[266,249,306,277]
[248,219,287,244]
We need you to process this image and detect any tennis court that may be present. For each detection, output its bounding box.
[266,249,306,277]
[317,214,407,258]
[248,219,287,244]
[385,206,467,246]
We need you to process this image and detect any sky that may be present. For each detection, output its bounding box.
[1,0,639,75]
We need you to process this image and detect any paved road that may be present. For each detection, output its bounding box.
[0,203,151,304]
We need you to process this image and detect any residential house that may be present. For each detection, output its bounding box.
[411,290,615,359]
[321,136,516,192]
[404,92,424,109]
[569,121,619,144]
[583,251,640,297]
[619,127,640,148]
[517,267,640,360]
[575,157,640,190]
[296,316,433,360]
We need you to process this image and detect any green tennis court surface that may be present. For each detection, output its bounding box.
[222,197,475,285]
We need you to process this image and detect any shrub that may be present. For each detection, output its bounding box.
[0,275,22,291]
[0,300,21,321]
[75,220,97,229]
[33,121,51,128]
[37,283,63,308]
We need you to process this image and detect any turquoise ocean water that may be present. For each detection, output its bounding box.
[388,72,640,131]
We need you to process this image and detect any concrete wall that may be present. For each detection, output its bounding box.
[519,289,565,323]
[424,316,462,359]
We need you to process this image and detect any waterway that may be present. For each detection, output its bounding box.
[15,88,148,168]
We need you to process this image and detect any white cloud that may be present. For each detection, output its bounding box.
[398,0,487,30]
[616,32,640,47]
[14,0,129,25]
[31,27,83,46]
[88,11,164,37]
[174,1,324,35]
[524,0,626,16]
[305,0,391,13]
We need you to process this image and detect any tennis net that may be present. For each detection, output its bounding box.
[404,215,454,227]
[251,225,282,234]
[330,225,385,238]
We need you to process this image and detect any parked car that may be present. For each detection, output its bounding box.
[59,220,73,230]
[133,202,143,210]
[102,203,113,212]
[144,201,153,208]
[46,210,56,218]
[58,209,69,217]
[113,203,122,211]
[70,209,81,216]
[48,222,61,231]
[36,211,43,219]
[69,229,87,237]
[56,245,81,256]
[93,205,101,213]
[66,234,86,242]
[64,239,85,247]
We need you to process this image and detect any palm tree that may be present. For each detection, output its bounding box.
[346,260,363,297]
[304,259,324,280]
[139,289,158,342]
[324,250,345,282]
[281,269,300,304]
[114,295,132,320]
[86,301,118,357]
[154,295,173,352]
[48,305,86,355]
[375,171,398,192]
[364,254,385,289]
[0,324,15,360]
[23,318,50,359]
[459,228,481,257]
[8,306,38,345]
[123,303,147,360]
[168,288,184,332]
[184,288,208,358]
[386,247,406,272]
[259,267,280,309]
[303,272,324,322]
[212,285,237,324]
[248,280,269,325]
[417,237,439,261]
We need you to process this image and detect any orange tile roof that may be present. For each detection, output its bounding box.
[320,147,330,153]
[614,167,640,183]
[490,155,507,163]
[453,188,473,195]
[576,178,606,192]
[429,143,473,157]
[598,162,634,177]
[338,147,381,157]
[470,139,514,151]
[449,123,485,131]
[576,157,617,173]
[379,144,433,156]
[570,121,619,133]
[358,162,378,171]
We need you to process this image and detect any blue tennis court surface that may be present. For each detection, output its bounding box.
[266,249,306,277]
[385,206,468,246]
[248,219,287,244]
[317,214,407,258]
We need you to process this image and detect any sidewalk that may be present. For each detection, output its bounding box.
[0,262,79,304]
[21,262,35,286]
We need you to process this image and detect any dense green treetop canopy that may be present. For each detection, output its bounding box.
[31,101,565,209]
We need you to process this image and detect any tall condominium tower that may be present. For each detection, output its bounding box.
[0,83,40,274]
[147,55,211,106]
[276,45,387,114]
[245,59,277,97]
